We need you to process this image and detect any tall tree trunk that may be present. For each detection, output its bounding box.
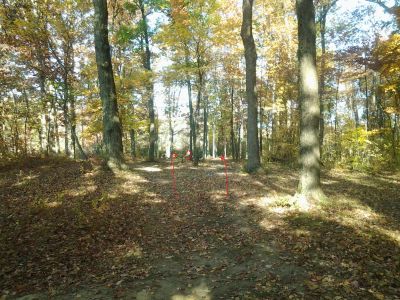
[351,90,360,127]
[12,93,19,155]
[259,94,263,158]
[193,42,203,166]
[46,108,52,155]
[139,0,156,161]
[188,79,194,154]
[230,86,236,159]
[71,128,88,160]
[241,0,260,172]
[39,73,48,156]
[364,71,369,131]
[69,90,87,160]
[318,0,337,155]
[129,129,136,158]
[390,116,397,163]
[376,74,384,128]
[68,82,87,159]
[334,71,340,156]
[319,12,326,156]
[70,91,76,159]
[63,77,70,156]
[212,123,216,158]
[52,93,60,154]
[23,90,29,156]
[237,111,242,161]
[169,115,174,155]
[271,82,277,155]
[203,95,208,159]
[93,0,124,164]
[296,0,324,201]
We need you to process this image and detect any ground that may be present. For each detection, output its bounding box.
[0,157,399,299]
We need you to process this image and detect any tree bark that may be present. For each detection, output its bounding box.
[319,10,327,155]
[70,88,76,158]
[241,0,260,172]
[63,78,70,156]
[230,86,236,159]
[193,42,204,166]
[203,95,208,158]
[52,93,60,154]
[138,0,156,161]
[296,0,324,201]
[93,0,124,164]
[364,72,370,131]
[23,90,30,156]
[212,123,216,158]
[259,93,263,158]
[38,73,48,156]
[188,78,194,154]
[130,129,136,158]
[318,0,338,155]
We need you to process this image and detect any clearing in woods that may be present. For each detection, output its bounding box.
[1,158,400,299]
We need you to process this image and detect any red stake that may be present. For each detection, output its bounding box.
[171,152,179,199]
[220,155,229,197]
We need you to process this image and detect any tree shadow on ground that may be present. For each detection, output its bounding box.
[322,170,400,225]
[1,159,399,299]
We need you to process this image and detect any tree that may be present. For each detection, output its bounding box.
[137,0,157,161]
[365,0,400,29]
[47,1,88,159]
[317,0,338,155]
[93,0,124,165]
[241,0,260,172]
[159,0,219,165]
[296,0,324,201]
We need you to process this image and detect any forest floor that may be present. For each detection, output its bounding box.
[1,157,400,300]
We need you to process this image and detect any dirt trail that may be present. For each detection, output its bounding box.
[1,158,399,299]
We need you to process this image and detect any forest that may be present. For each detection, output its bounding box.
[1,0,400,299]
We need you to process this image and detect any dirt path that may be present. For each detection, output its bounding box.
[1,158,399,299]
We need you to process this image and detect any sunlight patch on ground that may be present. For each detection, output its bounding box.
[136,166,163,173]
[252,180,264,187]
[375,227,400,245]
[64,183,97,197]
[294,228,311,237]
[214,170,235,176]
[268,206,291,214]
[339,204,400,245]
[144,191,158,198]
[237,192,293,210]
[143,197,165,204]
[351,208,378,220]
[236,172,249,177]
[321,178,340,184]
[210,192,229,201]
[292,194,311,211]
[154,179,170,185]
[110,170,150,196]
[238,195,275,207]
[259,216,286,230]
[332,200,382,226]
[44,201,61,208]
[116,170,149,182]
[12,173,38,187]
[323,198,400,244]
[171,282,211,300]
[125,244,143,259]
